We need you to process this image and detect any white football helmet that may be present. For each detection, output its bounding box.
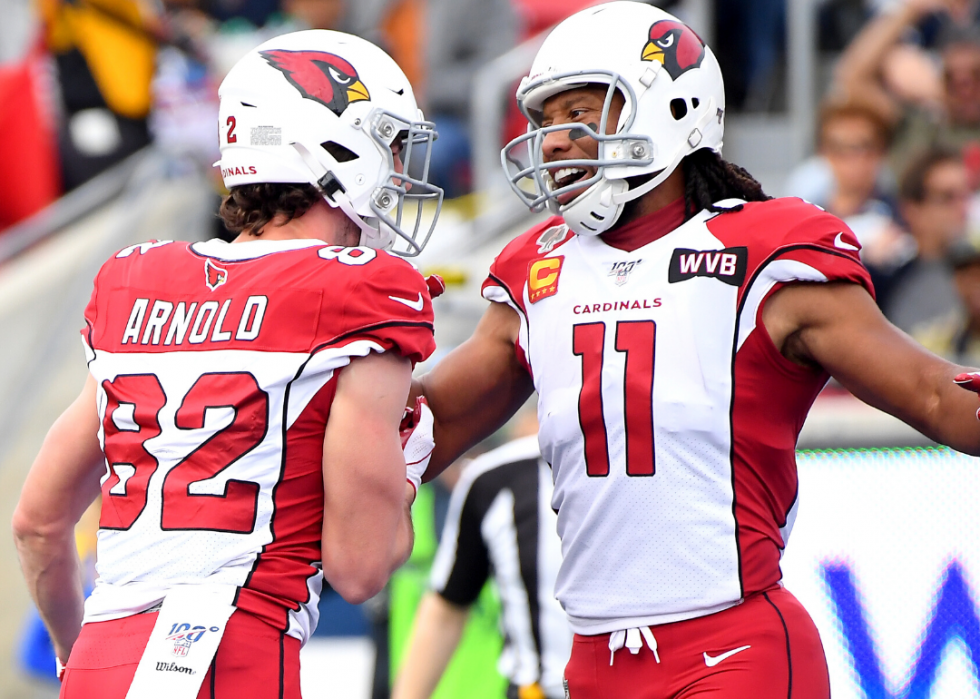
[501,1,725,236]
[216,30,443,256]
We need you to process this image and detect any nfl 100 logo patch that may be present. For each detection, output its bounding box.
[165,622,220,657]
[608,260,641,286]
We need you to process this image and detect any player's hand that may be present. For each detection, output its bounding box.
[400,396,435,496]
[954,372,980,420]
[425,274,446,299]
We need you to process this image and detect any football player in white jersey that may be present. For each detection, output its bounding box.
[412,3,980,698]
[13,30,443,699]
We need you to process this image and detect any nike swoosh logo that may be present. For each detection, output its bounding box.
[703,645,751,667]
[389,292,424,311]
[834,232,859,251]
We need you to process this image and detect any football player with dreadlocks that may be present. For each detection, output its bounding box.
[413,3,980,698]
[14,30,443,699]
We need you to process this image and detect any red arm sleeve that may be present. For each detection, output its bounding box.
[320,253,436,365]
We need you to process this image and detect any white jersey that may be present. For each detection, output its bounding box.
[82,238,435,643]
[482,198,873,634]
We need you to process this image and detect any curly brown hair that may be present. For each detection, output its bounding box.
[218,183,322,235]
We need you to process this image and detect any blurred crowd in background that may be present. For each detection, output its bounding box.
[8,0,980,695]
[7,0,980,370]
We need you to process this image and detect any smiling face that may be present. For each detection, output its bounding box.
[539,85,625,205]
[943,43,980,127]
[902,158,971,257]
[819,113,885,199]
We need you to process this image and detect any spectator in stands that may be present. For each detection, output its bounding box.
[913,235,980,364]
[343,0,425,105]
[713,0,786,111]
[873,146,971,332]
[197,0,280,27]
[787,98,909,266]
[818,100,896,219]
[421,0,519,198]
[37,0,164,190]
[835,0,980,175]
[0,36,61,229]
[282,0,344,30]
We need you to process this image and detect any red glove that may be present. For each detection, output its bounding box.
[425,274,446,299]
[954,372,980,420]
[400,396,435,496]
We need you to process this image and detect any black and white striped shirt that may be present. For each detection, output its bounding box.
[430,436,572,698]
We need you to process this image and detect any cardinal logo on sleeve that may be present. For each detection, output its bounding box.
[260,49,371,116]
[641,20,705,80]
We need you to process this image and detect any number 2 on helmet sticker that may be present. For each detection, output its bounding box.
[226,116,238,144]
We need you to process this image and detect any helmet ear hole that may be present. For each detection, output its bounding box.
[692,97,700,108]
[670,98,688,120]
[321,141,359,162]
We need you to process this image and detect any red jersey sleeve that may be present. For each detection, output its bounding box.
[773,200,874,298]
[320,252,436,365]
[708,198,875,307]
[80,254,115,356]
[482,216,572,314]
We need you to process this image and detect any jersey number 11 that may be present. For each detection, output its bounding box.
[573,320,655,477]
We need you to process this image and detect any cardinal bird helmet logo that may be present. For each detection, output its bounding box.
[641,20,705,80]
[205,259,228,291]
[260,49,371,116]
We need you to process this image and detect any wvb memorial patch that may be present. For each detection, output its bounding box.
[668,247,747,286]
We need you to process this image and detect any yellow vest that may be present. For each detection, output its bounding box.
[38,0,157,118]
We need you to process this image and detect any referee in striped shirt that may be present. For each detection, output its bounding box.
[392,433,572,699]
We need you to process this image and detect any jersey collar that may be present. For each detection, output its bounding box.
[599,197,686,252]
[191,237,325,261]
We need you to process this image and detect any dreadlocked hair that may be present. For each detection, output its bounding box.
[219,183,322,235]
[681,149,770,221]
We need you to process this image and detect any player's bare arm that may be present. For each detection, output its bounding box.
[12,375,104,661]
[390,592,468,699]
[763,281,980,454]
[415,300,534,479]
[833,0,936,122]
[322,350,417,604]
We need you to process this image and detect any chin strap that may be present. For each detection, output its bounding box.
[333,191,392,250]
[612,96,718,206]
[560,178,628,236]
[560,97,718,236]
[292,142,390,249]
